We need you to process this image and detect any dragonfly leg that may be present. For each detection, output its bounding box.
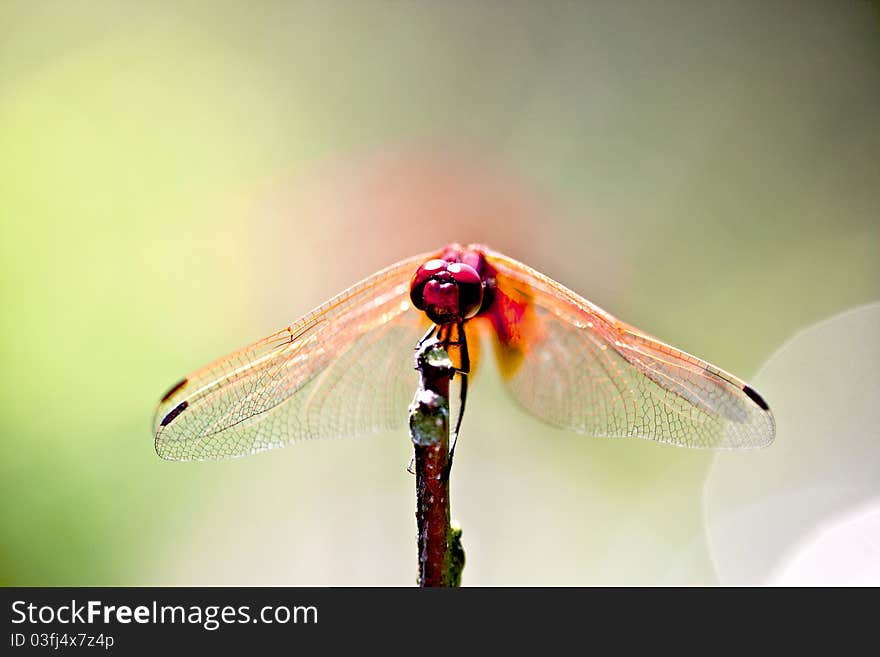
[449,371,467,465]
[417,324,439,348]
[456,318,470,375]
[446,318,470,470]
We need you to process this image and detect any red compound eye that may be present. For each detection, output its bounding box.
[410,260,483,324]
[446,262,482,319]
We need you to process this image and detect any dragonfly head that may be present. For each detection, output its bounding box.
[410,246,486,324]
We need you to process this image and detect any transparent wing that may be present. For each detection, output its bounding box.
[483,249,775,449]
[154,251,435,461]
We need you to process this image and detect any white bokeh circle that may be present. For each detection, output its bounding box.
[704,303,880,585]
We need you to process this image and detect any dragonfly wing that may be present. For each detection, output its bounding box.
[154,252,435,461]
[483,250,775,449]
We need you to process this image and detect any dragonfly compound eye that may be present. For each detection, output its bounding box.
[410,260,483,324]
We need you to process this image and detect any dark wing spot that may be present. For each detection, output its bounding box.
[160,401,189,427]
[160,378,188,402]
[743,385,770,411]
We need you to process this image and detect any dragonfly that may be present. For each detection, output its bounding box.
[153,243,775,461]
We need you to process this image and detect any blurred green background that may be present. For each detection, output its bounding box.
[1,1,878,585]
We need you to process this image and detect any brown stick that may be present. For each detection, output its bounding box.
[410,339,465,587]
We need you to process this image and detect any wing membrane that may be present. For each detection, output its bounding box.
[154,251,435,461]
[483,249,775,449]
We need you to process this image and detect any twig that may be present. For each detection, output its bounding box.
[409,339,465,587]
